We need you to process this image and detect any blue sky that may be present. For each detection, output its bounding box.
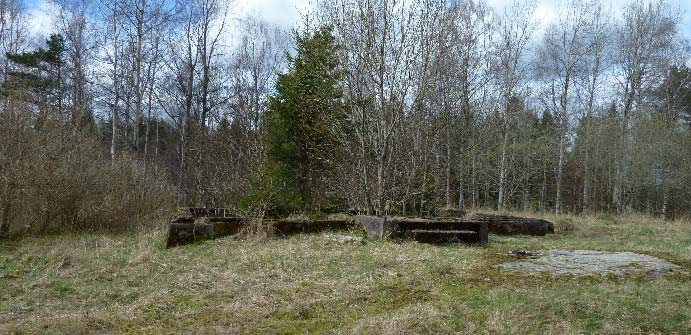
[23,0,312,39]
[24,0,691,42]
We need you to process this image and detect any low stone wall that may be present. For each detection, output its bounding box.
[468,214,554,236]
[268,219,355,236]
[165,214,355,248]
[166,222,214,248]
[166,209,553,248]
[354,215,489,244]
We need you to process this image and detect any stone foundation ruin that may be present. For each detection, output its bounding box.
[165,208,555,248]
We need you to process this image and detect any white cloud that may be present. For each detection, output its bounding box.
[486,0,691,45]
[532,1,557,31]
[234,0,312,28]
[27,0,59,41]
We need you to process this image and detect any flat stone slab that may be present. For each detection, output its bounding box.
[498,249,688,276]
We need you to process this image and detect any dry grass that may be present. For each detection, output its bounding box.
[1,213,690,334]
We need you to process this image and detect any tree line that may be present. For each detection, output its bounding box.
[1,0,690,236]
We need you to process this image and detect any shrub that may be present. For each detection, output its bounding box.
[0,112,173,238]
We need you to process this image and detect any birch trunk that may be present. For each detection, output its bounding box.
[497,128,508,211]
[458,155,465,209]
[445,124,452,208]
[110,1,118,162]
[555,132,565,214]
[661,183,669,221]
[133,0,145,151]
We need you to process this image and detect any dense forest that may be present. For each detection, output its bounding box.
[1,0,690,237]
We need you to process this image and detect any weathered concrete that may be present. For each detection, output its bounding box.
[353,215,488,244]
[166,216,355,248]
[165,222,214,248]
[170,207,236,223]
[165,214,245,248]
[209,217,245,237]
[170,215,194,224]
[469,214,554,236]
[187,207,235,218]
[498,249,688,276]
[408,229,480,244]
[269,219,355,236]
[395,218,488,241]
[353,215,397,239]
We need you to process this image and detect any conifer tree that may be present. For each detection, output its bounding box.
[264,25,344,214]
[2,34,66,120]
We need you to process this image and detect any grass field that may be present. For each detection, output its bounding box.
[1,212,691,334]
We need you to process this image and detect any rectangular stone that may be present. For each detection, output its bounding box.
[354,215,488,243]
[353,215,398,239]
[408,229,480,244]
[267,219,355,236]
[470,214,554,236]
[165,222,214,248]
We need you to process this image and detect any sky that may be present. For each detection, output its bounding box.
[24,0,313,39]
[234,0,311,28]
[486,0,691,38]
[24,0,691,43]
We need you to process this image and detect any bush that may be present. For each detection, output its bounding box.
[0,112,173,238]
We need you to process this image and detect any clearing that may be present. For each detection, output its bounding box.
[1,213,690,334]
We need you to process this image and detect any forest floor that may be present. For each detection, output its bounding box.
[1,212,691,334]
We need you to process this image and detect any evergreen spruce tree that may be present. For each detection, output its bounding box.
[264,25,344,214]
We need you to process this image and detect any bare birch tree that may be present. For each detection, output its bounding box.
[577,1,610,213]
[613,0,681,214]
[493,0,535,211]
[535,0,591,214]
